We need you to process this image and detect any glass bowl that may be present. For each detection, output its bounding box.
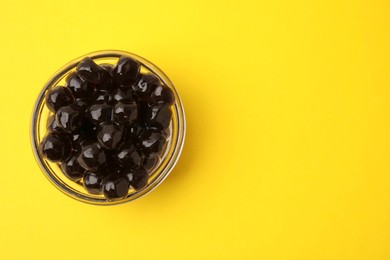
[31,50,186,205]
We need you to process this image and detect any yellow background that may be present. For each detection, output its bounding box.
[0,0,389,259]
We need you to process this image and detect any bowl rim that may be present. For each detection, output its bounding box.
[31,50,186,205]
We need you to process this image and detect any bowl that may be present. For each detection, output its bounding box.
[31,50,186,205]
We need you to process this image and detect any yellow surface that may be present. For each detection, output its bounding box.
[0,0,389,259]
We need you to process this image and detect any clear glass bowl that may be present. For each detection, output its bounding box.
[31,50,186,205]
